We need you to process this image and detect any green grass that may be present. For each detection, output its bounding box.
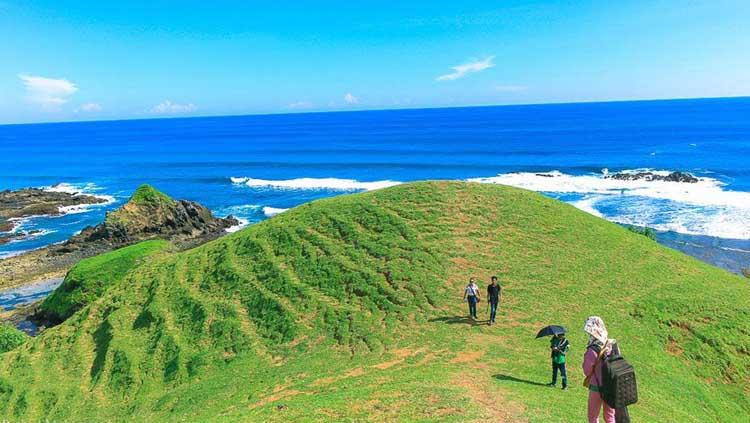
[0,182,748,422]
[129,184,175,207]
[39,240,170,323]
[0,324,26,353]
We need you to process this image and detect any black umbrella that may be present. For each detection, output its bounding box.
[536,325,567,338]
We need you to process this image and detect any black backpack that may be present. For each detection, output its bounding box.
[601,348,638,409]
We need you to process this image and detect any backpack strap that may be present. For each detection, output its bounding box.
[583,341,608,388]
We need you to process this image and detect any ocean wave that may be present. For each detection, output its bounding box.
[225,218,250,233]
[571,196,605,218]
[44,182,117,204]
[262,206,289,217]
[471,170,750,239]
[230,177,402,191]
[468,169,750,209]
[225,171,750,239]
[0,228,57,245]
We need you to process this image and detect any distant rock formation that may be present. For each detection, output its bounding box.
[605,171,698,183]
[53,184,238,254]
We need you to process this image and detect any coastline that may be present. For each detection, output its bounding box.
[0,249,71,290]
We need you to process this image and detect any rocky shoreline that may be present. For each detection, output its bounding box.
[605,170,699,183]
[0,186,108,245]
[0,184,239,290]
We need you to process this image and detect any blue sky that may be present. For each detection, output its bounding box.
[1,0,749,124]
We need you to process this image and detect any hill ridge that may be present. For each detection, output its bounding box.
[0,181,748,422]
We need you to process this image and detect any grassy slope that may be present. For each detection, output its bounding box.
[40,240,171,322]
[0,182,748,422]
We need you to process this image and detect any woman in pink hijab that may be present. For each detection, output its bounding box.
[582,316,616,423]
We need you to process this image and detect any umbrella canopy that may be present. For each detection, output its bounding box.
[536,325,567,338]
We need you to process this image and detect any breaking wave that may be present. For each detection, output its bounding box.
[470,170,750,239]
[262,206,288,217]
[230,177,402,191]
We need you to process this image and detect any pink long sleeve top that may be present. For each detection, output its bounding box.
[582,347,603,390]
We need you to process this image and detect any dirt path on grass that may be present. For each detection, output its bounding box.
[438,185,529,422]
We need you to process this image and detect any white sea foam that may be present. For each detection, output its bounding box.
[468,170,750,209]
[225,171,750,240]
[470,170,750,239]
[571,196,605,218]
[263,206,289,217]
[58,204,99,215]
[225,218,250,233]
[44,182,116,205]
[42,182,117,216]
[0,228,56,246]
[231,177,402,191]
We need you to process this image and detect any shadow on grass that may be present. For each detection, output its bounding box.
[428,316,488,326]
[493,374,549,387]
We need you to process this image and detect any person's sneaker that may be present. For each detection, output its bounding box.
[547,383,556,387]
[562,386,568,391]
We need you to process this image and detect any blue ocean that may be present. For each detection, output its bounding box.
[2,97,750,272]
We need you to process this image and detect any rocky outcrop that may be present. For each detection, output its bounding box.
[52,184,239,254]
[605,171,698,183]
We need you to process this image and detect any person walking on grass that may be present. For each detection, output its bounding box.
[548,333,569,390]
[582,316,618,423]
[462,277,480,320]
[486,276,501,325]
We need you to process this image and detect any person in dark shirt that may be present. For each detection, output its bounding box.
[486,276,502,325]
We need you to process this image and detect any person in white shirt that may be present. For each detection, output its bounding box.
[462,277,481,320]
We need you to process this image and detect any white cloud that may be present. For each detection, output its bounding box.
[288,100,314,109]
[77,102,102,112]
[494,85,526,92]
[344,93,359,105]
[151,100,197,115]
[436,56,495,81]
[18,74,78,109]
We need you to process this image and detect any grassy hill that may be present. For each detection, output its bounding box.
[0,181,748,422]
[38,239,171,323]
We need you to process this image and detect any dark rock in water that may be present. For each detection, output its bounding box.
[606,171,698,183]
[535,173,555,178]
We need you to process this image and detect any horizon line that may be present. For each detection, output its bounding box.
[2,94,749,128]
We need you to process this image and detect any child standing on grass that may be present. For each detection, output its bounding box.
[548,333,569,389]
[462,278,480,320]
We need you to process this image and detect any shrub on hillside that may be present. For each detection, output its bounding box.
[0,324,27,353]
[627,225,657,240]
[742,267,750,279]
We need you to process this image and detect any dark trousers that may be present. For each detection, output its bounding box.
[489,300,499,322]
[467,296,477,318]
[552,361,567,387]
